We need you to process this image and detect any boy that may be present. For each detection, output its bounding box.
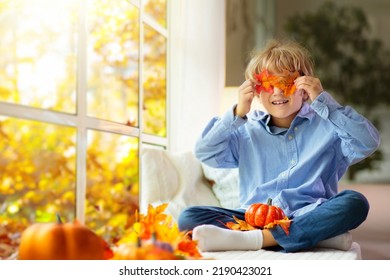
[178,39,381,253]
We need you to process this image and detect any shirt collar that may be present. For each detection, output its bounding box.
[249,102,315,127]
[297,102,316,121]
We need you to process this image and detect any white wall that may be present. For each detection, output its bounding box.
[168,0,226,153]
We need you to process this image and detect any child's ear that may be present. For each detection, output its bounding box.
[300,90,309,101]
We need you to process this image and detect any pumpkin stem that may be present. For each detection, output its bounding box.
[56,212,63,224]
[267,198,272,205]
[151,232,157,243]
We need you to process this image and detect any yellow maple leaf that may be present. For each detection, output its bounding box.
[264,217,291,235]
[115,203,203,259]
[224,216,257,231]
[225,215,291,235]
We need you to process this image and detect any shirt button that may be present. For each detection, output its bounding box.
[288,135,293,140]
[294,127,298,131]
[291,159,296,165]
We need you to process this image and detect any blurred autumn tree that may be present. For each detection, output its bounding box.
[285,1,390,180]
[0,0,167,259]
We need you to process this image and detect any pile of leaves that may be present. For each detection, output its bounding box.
[0,218,25,260]
[109,203,201,259]
[1,203,201,260]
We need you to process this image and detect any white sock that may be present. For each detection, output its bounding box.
[192,225,263,252]
[316,232,352,251]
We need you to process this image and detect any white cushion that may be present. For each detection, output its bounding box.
[141,148,180,207]
[141,149,221,221]
[201,163,240,209]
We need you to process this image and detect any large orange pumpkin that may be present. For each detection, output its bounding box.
[18,215,106,260]
[244,198,285,228]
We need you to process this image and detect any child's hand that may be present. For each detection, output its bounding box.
[294,76,324,102]
[235,79,257,118]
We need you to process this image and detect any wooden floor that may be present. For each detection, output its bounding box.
[340,184,390,260]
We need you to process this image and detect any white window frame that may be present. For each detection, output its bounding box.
[0,0,169,222]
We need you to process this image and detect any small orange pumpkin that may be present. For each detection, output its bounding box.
[18,215,106,260]
[245,198,285,228]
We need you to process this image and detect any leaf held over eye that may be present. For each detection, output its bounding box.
[254,69,300,96]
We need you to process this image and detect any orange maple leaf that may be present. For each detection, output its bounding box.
[224,216,257,231]
[137,203,169,240]
[225,215,291,235]
[254,69,299,96]
[264,217,291,235]
[101,239,114,260]
[177,240,202,258]
[115,203,205,259]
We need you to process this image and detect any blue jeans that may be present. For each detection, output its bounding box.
[177,190,369,252]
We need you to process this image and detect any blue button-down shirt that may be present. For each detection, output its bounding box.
[195,92,380,217]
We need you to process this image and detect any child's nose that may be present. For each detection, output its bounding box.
[273,87,284,95]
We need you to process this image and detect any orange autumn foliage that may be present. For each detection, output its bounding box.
[112,242,179,260]
[112,203,202,259]
[225,215,257,231]
[254,69,300,96]
[177,239,202,258]
[225,199,291,235]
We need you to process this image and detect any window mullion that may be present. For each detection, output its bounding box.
[138,0,145,208]
[75,0,88,224]
[143,14,167,37]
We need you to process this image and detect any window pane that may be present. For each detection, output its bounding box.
[143,24,167,136]
[0,0,78,113]
[144,0,167,27]
[86,130,139,243]
[87,0,139,126]
[0,116,76,259]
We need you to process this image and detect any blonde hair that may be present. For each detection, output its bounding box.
[245,39,315,80]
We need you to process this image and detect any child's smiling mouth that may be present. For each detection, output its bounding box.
[272,99,289,105]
